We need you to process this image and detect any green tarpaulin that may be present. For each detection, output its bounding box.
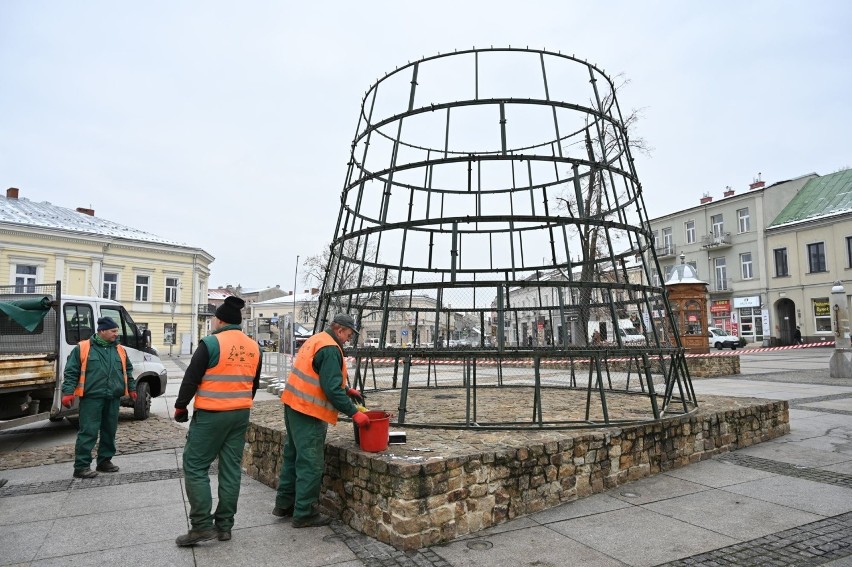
[0,296,53,332]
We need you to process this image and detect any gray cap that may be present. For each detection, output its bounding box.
[332,313,359,335]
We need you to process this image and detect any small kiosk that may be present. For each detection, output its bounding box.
[665,254,709,355]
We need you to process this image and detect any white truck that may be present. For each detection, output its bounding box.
[588,318,646,344]
[0,281,168,430]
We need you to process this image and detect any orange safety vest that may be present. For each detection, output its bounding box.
[73,339,129,397]
[281,332,348,424]
[194,330,259,411]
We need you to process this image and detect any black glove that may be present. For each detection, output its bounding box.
[174,408,189,423]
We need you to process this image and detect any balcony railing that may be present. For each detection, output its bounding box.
[710,278,733,293]
[701,232,732,249]
[655,243,676,258]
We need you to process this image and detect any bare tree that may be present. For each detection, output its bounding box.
[301,239,395,326]
[557,77,651,345]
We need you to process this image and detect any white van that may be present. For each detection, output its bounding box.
[708,327,739,350]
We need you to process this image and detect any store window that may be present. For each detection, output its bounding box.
[738,307,763,341]
[164,323,176,345]
[813,298,832,332]
[710,299,731,330]
[774,248,789,277]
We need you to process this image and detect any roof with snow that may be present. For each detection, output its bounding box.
[769,169,852,228]
[0,194,186,246]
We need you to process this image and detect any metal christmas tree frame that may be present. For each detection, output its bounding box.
[315,47,695,429]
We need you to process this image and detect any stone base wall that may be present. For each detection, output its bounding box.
[243,397,786,550]
[686,354,740,377]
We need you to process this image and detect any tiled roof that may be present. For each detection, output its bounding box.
[0,195,184,246]
[769,169,852,227]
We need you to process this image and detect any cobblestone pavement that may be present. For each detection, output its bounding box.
[0,411,187,471]
[0,362,852,567]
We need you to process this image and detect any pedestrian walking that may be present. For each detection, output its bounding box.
[273,313,370,528]
[794,326,803,345]
[172,296,262,546]
[61,316,136,479]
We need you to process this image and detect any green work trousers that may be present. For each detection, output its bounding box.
[182,408,250,531]
[275,405,329,520]
[74,396,120,471]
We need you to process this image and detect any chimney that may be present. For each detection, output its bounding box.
[6,187,19,199]
[311,287,319,294]
[749,181,765,190]
[303,289,309,294]
[723,186,735,197]
[700,193,713,204]
[76,207,95,216]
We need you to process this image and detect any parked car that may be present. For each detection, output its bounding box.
[708,327,739,350]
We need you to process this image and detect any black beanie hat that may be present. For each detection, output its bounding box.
[216,296,245,324]
[97,316,119,332]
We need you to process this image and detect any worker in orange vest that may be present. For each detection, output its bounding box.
[273,313,369,528]
[61,316,136,479]
[172,296,262,546]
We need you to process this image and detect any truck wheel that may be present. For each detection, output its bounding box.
[715,342,723,350]
[134,382,151,420]
[730,344,737,350]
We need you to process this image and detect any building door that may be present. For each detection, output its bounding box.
[774,298,796,345]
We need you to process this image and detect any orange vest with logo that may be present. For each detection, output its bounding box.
[73,340,129,397]
[194,330,259,411]
[281,332,348,424]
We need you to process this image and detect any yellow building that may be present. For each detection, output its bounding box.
[0,187,213,354]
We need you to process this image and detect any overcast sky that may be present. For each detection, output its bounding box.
[2,1,850,291]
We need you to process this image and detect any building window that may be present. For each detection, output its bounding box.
[164,323,176,345]
[807,242,827,273]
[685,220,695,244]
[14,264,37,293]
[103,272,118,300]
[847,236,852,268]
[737,208,750,233]
[135,275,150,302]
[740,252,753,280]
[714,257,727,291]
[813,298,831,332]
[165,277,179,304]
[710,214,724,237]
[662,227,673,254]
[774,248,789,277]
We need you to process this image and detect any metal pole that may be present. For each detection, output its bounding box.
[292,255,299,357]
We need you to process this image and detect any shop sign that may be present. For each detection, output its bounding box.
[710,300,730,313]
[814,299,831,316]
[734,296,760,308]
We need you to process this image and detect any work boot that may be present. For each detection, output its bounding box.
[292,513,332,528]
[272,505,294,517]
[96,460,120,473]
[73,468,98,479]
[217,530,231,541]
[175,528,217,546]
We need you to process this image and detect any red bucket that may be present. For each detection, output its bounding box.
[356,410,391,452]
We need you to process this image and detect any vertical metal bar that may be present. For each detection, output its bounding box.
[398,357,410,424]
